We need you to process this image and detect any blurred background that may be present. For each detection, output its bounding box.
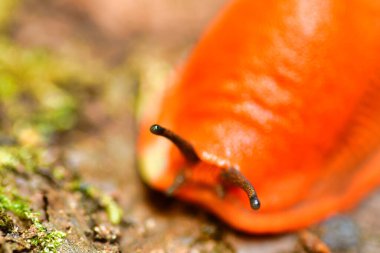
[1,0,380,252]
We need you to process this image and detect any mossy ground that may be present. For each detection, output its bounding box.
[0,1,124,251]
[0,145,123,252]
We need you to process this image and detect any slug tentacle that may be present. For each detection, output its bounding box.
[150,124,200,164]
[166,171,186,196]
[220,168,261,210]
[150,124,199,195]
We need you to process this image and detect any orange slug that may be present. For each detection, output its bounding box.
[137,0,380,233]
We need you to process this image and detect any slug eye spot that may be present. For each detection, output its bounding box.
[150,124,164,135]
[250,196,261,210]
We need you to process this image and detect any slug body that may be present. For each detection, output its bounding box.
[138,0,380,233]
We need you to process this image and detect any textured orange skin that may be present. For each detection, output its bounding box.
[138,0,380,233]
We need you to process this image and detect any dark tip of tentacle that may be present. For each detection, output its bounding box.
[250,196,261,210]
[150,124,164,135]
